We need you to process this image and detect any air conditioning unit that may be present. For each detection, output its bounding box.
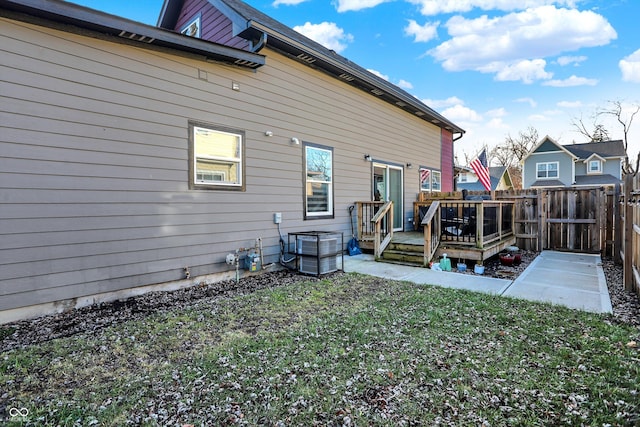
[296,236,338,256]
[299,256,338,275]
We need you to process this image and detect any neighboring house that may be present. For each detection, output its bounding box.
[0,0,464,321]
[456,166,514,191]
[522,136,626,189]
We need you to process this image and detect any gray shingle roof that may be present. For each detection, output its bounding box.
[573,174,621,186]
[457,166,509,191]
[530,179,566,188]
[564,140,626,159]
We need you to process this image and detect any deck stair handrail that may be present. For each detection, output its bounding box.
[420,200,440,265]
[371,201,394,259]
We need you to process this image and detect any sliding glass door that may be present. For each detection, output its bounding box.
[373,163,404,231]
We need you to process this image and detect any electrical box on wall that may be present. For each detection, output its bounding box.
[274,213,282,224]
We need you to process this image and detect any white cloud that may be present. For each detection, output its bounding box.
[486,107,507,117]
[487,117,510,129]
[542,75,598,87]
[368,70,414,90]
[293,22,354,53]
[422,96,465,109]
[367,69,389,80]
[528,114,551,121]
[272,0,307,6]
[404,19,439,43]
[556,55,587,66]
[398,79,414,89]
[408,0,577,16]
[557,100,583,108]
[442,104,483,122]
[492,59,553,84]
[335,0,388,12]
[428,6,616,82]
[620,49,640,83]
[515,97,537,108]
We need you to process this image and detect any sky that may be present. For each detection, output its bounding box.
[69,0,640,164]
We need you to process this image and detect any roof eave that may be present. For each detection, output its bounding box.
[248,20,465,135]
[2,0,265,69]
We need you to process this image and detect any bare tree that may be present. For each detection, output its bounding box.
[572,100,639,173]
[600,100,640,174]
[490,126,538,166]
[487,127,539,189]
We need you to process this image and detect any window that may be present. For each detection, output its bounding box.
[588,160,602,174]
[432,170,442,191]
[304,143,333,218]
[420,168,431,191]
[181,15,201,38]
[459,173,468,183]
[536,162,559,179]
[189,122,244,190]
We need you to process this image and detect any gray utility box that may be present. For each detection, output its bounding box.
[289,231,343,276]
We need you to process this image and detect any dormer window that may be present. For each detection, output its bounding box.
[588,159,602,174]
[181,15,201,38]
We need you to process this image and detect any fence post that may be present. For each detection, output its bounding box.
[623,174,633,292]
[538,190,546,252]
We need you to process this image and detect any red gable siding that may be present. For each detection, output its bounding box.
[440,129,454,192]
[175,0,250,50]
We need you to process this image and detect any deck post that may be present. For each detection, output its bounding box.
[424,222,431,266]
[476,202,484,249]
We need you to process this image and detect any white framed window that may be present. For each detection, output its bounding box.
[189,122,244,190]
[420,168,431,191]
[181,15,201,38]
[536,162,559,179]
[304,143,333,218]
[459,173,468,183]
[432,170,442,191]
[588,159,602,174]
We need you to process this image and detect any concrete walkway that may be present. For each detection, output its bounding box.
[342,250,612,313]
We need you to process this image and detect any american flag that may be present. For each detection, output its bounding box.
[420,168,430,185]
[470,149,491,191]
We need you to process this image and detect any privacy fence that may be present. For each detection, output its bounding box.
[622,174,640,295]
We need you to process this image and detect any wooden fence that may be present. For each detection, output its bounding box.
[421,186,619,257]
[622,174,640,295]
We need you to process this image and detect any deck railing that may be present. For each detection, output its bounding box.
[355,201,393,258]
[416,200,515,249]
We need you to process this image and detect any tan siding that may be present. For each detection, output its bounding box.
[1,16,444,313]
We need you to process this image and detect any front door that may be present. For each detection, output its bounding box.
[373,163,404,231]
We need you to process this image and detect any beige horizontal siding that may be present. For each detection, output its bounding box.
[1,15,445,311]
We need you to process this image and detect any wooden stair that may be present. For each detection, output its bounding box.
[380,240,425,266]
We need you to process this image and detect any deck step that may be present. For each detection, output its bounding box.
[381,249,425,266]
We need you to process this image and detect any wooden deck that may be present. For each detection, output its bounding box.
[355,199,517,266]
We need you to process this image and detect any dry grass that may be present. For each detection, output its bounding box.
[2,272,639,426]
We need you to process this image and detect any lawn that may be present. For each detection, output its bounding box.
[1,272,639,426]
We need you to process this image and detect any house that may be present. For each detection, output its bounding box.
[0,0,463,322]
[456,166,514,191]
[522,136,626,189]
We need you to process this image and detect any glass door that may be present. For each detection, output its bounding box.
[373,163,404,231]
